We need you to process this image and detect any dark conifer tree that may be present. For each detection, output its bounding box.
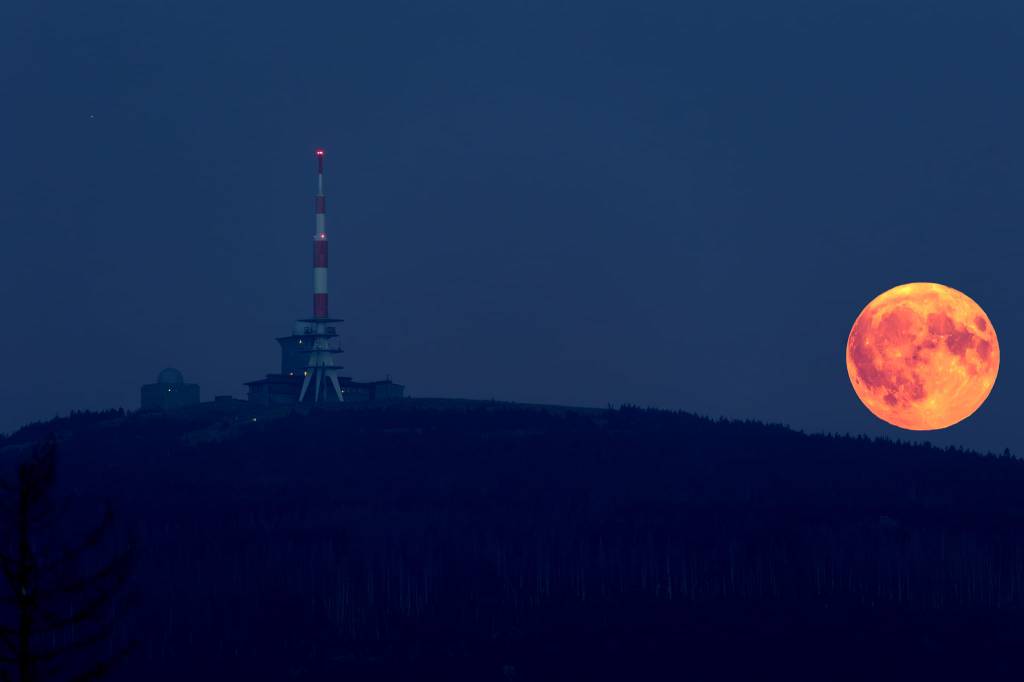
[0,439,133,681]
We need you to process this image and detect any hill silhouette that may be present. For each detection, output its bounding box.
[2,400,1023,680]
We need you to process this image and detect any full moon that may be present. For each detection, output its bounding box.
[846,282,999,430]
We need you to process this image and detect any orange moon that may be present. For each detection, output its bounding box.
[846,283,999,430]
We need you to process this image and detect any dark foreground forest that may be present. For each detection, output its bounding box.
[2,400,1024,680]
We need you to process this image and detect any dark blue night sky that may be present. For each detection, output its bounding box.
[2,0,1022,453]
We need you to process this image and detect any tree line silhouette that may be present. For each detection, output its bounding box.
[2,403,1024,679]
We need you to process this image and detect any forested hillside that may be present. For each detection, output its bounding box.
[2,401,1023,680]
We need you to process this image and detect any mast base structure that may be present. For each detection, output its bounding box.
[295,318,345,404]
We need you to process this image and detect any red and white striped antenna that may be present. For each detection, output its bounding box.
[299,148,345,403]
[313,148,328,318]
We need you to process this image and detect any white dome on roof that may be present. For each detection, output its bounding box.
[157,368,185,385]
